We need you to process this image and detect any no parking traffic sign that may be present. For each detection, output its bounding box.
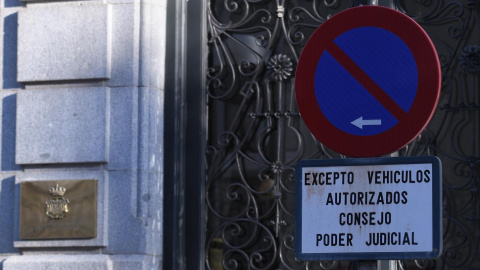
[295,6,441,157]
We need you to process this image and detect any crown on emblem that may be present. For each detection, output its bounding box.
[49,184,66,197]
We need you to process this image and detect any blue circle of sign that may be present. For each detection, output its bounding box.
[314,27,418,136]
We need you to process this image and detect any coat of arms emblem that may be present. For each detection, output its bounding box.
[45,184,69,219]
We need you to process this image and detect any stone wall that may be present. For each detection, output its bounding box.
[0,0,166,268]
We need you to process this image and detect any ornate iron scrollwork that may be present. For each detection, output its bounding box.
[206,0,480,269]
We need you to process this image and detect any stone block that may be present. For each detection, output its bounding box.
[105,170,162,255]
[139,3,166,89]
[109,4,138,87]
[17,4,111,82]
[107,87,137,170]
[3,254,161,270]
[105,170,145,254]
[110,255,160,269]
[3,255,111,270]
[15,87,108,164]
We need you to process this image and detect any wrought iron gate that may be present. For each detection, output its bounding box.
[205,0,480,269]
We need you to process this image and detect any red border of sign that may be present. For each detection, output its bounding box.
[295,6,441,157]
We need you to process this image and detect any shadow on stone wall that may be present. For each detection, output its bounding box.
[2,95,19,171]
[4,0,24,8]
[3,13,22,89]
[0,177,16,254]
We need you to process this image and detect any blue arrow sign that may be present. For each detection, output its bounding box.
[351,116,382,129]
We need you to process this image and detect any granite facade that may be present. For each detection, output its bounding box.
[0,0,166,269]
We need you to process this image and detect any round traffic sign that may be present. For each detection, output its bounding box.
[295,6,441,157]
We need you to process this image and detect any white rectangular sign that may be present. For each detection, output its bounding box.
[295,156,442,260]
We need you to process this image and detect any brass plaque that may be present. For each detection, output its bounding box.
[20,179,97,240]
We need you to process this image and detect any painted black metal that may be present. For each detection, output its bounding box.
[163,0,186,269]
[202,0,480,269]
[184,0,208,270]
[163,0,207,269]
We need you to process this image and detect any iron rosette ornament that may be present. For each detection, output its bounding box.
[458,44,480,73]
[267,54,293,82]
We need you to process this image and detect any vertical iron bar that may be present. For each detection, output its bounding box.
[163,0,187,268]
[185,0,207,269]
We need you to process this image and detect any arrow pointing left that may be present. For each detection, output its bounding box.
[351,116,382,129]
